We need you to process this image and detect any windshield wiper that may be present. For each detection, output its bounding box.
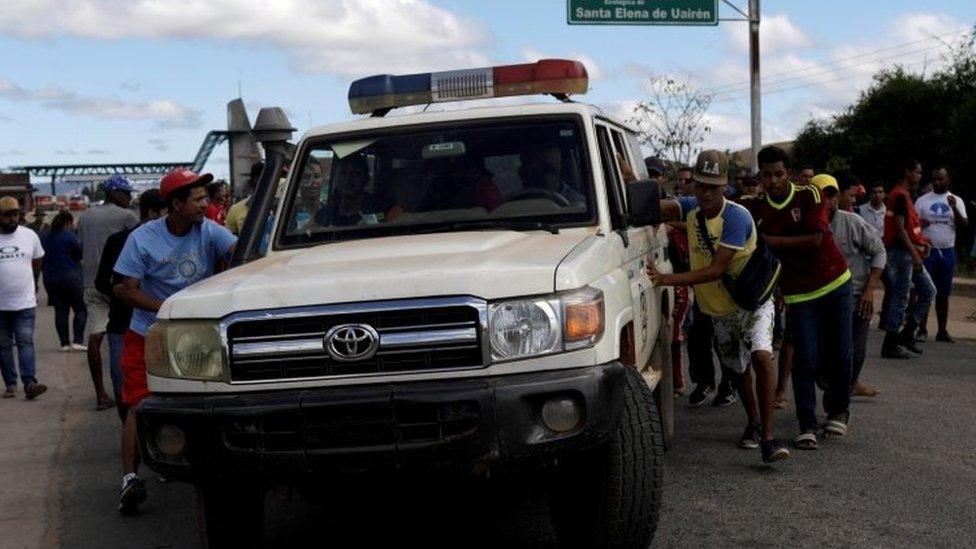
[411,220,560,235]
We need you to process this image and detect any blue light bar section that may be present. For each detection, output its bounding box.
[348,72,432,114]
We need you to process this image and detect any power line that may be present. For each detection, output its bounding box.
[703,27,969,94]
[711,58,931,103]
[710,42,948,98]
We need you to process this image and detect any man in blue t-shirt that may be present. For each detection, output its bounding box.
[112,169,236,515]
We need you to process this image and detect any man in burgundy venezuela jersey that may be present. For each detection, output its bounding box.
[741,146,853,451]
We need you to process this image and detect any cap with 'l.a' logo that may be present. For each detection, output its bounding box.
[692,149,729,187]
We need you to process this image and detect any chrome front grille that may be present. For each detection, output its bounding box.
[223,297,487,383]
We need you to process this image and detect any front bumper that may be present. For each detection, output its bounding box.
[137,362,626,483]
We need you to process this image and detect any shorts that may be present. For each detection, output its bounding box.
[120,330,149,407]
[84,286,111,335]
[923,247,956,297]
[711,299,775,374]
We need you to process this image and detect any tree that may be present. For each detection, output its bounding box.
[792,24,976,255]
[628,75,713,168]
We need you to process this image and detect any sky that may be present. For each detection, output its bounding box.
[0,0,974,186]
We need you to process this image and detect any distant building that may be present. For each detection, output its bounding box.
[0,172,35,210]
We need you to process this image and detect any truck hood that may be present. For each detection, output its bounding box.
[161,229,595,319]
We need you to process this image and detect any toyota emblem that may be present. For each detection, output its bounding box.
[324,324,380,362]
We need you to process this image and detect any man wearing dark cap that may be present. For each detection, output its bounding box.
[649,150,789,464]
[77,174,139,410]
[112,169,236,515]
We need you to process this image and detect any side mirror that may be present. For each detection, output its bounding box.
[626,179,662,227]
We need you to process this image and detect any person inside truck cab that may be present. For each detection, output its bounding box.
[516,144,584,206]
[311,154,375,227]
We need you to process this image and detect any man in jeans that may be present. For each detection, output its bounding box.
[817,175,884,397]
[95,189,167,421]
[915,166,968,342]
[743,146,853,451]
[0,196,47,400]
[650,150,789,463]
[77,174,139,409]
[880,159,936,358]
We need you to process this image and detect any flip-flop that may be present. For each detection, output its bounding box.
[96,398,115,411]
[773,398,788,410]
[793,432,819,450]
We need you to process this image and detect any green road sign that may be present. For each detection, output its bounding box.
[567,0,719,26]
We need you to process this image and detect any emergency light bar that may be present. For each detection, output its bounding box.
[348,59,589,115]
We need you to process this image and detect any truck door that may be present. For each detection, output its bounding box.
[595,124,655,371]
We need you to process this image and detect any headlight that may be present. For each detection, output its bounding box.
[489,287,604,362]
[145,320,227,381]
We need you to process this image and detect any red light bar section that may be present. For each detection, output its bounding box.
[493,59,589,98]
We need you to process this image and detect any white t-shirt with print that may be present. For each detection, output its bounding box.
[915,191,968,249]
[0,226,45,311]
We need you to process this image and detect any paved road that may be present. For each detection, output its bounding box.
[4,294,975,548]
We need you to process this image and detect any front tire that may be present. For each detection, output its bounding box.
[548,367,665,548]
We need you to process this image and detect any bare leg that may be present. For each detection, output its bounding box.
[774,340,792,408]
[737,366,760,427]
[122,407,141,475]
[751,350,777,441]
[87,332,110,403]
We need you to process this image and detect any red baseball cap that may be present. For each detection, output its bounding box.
[159,169,214,200]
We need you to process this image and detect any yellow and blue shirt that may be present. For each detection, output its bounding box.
[676,196,757,317]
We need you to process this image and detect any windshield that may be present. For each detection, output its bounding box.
[277,118,594,247]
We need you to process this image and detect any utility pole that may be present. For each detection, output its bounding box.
[749,0,761,173]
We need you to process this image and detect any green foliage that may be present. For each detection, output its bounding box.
[793,26,976,195]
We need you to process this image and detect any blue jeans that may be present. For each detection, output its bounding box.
[0,308,38,389]
[881,247,936,332]
[107,331,125,401]
[788,282,853,432]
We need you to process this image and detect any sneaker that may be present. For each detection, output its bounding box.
[711,384,737,408]
[2,387,15,398]
[821,410,851,438]
[935,331,956,343]
[24,382,47,400]
[118,476,147,515]
[915,330,928,343]
[761,439,790,463]
[60,345,71,352]
[70,343,88,351]
[738,423,761,449]
[881,335,912,359]
[687,385,714,408]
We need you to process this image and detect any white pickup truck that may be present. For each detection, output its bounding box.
[137,59,674,548]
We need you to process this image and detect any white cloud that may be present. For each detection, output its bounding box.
[0,77,202,128]
[0,0,493,77]
[725,13,811,56]
[521,47,607,80]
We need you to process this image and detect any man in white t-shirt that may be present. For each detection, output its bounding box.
[0,196,47,399]
[915,166,969,342]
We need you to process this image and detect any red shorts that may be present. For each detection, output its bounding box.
[121,330,149,407]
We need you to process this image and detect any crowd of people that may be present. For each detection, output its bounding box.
[645,146,970,463]
[0,167,241,515]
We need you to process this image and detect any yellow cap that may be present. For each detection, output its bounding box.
[0,196,20,211]
[811,174,838,193]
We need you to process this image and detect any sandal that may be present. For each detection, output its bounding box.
[821,411,850,438]
[793,431,819,450]
[773,398,788,410]
[96,398,115,411]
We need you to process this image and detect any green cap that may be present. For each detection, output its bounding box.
[693,149,729,187]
